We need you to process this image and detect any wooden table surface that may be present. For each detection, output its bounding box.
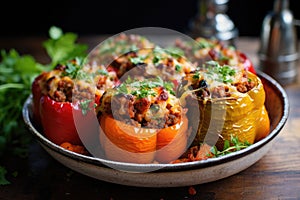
[1,35,300,200]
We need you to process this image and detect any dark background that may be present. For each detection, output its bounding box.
[1,0,300,37]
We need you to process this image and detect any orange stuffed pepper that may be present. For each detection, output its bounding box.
[98,77,189,164]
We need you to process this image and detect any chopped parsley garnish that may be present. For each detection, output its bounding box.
[63,57,85,79]
[127,46,187,70]
[153,46,165,55]
[116,83,128,94]
[204,61,236,83]
[62,57,95,82]
[116,76,175,99]
[132,89,157,99]
[195,38,215,49]
[152,55,161,64]
[163,81,175,95]
[76,70,93,83]
[79,99,92,115]
[219,54,230,62]
[175,64,182,72]
[96,35,151,56]
[129,56,145,65]
[227,45,236,51]
[96,69,109,76]
[153,46,186,62]
[165,47,185,59]
[193,71,200,79]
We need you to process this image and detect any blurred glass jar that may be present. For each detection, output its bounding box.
[189,0,238,47]
[258,0,299,86]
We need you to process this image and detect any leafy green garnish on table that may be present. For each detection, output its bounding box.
[0,26,88,185]
[210,135,251,157]
[0,166,10,185]
[0,49,43,157]
[43,26,88,67]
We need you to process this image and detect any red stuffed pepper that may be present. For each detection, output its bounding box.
[39,95,96,145]
[31,58,119,147]
[31,72,47,127]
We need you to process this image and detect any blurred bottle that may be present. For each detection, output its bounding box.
[258,0,299,85]
[189,0,238,47]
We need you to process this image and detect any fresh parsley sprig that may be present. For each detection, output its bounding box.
[210,135,251,157]
[43,26,88,67]
[62,57,86,79]
[0,26,88,185]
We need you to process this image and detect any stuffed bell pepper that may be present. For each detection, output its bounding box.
[174,37,256,74]
[178,60,269,149]
[88,33,155,77]
[31,58,119,149]
[105,47,197,89]
[97,76,189,164]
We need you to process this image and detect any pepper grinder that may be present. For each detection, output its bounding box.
[258,0,299,85]
[189,0,238,47]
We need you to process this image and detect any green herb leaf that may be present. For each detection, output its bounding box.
[49,26,63,40]
[210,135,251,157]
[204,61,236,83]
[62,57,88,80]
[117,83,129,94]
[129,56,145,65]
[210,146,218,156]
[117,76,175,99]
[175,64,182,72]
[80,99,92,115]
[193,71,200,80]
[43,26,88,66]
[152,55,160,64]
[163,81,175,95]
[0,166,10,185]
[97,69,109,76]
[165,47,185,59]
[0,26,89,185]
[196,38,215,49]
[0,49,44,161]
[223,140,230,151]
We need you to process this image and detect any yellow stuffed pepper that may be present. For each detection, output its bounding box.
[179,61,270,149]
